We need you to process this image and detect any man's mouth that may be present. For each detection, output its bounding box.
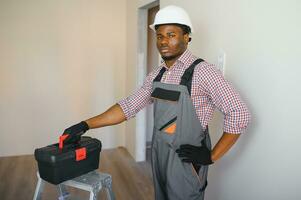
[160,48,169,53]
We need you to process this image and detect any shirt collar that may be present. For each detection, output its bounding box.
[160,49,194,70]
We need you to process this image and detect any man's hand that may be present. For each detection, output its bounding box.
[60,104,125,146]
[62,121,89,144]
[176,140,213,165]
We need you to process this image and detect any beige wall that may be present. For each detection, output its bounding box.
[127,0,301,199]
[0,0,127,156]
[161,0,300,199]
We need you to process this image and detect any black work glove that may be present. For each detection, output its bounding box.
[62,121,89,144]
[176,140,213,166]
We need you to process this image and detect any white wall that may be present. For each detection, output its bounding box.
[0,0,127,156]
[159,0,300,199]
[126,0,301,199]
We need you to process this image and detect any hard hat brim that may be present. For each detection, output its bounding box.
[149,23,193,33]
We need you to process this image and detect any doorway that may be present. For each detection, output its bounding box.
[145,5,160,161]
[135,1,159,162]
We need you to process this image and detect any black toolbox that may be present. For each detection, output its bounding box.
[34,136,102,184]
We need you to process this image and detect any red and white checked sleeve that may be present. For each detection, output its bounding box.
[118,68,160,120]
[196,64,251,134]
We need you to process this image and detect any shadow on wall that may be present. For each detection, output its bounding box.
[207,103,256,200]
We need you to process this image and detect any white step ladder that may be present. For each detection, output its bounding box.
[33,170,115,200]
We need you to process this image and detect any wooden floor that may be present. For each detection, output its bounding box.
[0,147,154,200]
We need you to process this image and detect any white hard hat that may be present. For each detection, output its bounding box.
[149,5,194,33]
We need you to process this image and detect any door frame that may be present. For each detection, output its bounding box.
[135,0,159,161]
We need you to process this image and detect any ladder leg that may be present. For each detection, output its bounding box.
[89,189,95,200]
[57,184,69,200]
[105,187,115,200]
[102,175,115,200]
[33,173,45,200]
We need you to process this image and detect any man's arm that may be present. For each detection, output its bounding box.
[199,64,250,162]
[85,104,126,129]
[177,63,250,165]
[83,67,158,129]
[211,132,240,162]
[62,104,126,144]
[62,67,159,142]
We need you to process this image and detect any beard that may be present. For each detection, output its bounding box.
[160,46,186,62]
[161,53,181,61]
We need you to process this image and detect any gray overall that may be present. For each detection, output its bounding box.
[151,59,211,200]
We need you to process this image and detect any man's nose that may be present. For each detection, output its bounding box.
[160,36,169,46]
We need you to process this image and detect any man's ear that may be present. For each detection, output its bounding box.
[184,33,190,44]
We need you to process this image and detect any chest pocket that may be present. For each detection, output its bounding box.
[159,116,177,135]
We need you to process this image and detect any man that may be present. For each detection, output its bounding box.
[62,5,251,200]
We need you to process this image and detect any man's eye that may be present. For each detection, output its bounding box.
[168,34,175,38]
[157,36,162,40]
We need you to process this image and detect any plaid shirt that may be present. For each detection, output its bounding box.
[118,50,251,134]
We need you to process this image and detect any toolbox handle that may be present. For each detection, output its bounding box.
[59,134,69,149]
[59,134,87,161]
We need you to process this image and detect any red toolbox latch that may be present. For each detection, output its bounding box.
[75,147,87,161]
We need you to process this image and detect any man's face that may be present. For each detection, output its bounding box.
[156,25,189,61]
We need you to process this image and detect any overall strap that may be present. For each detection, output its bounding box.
[153,67,166,82]
[180,58,204,95]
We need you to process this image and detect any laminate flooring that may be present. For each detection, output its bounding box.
[0,147,154,200]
